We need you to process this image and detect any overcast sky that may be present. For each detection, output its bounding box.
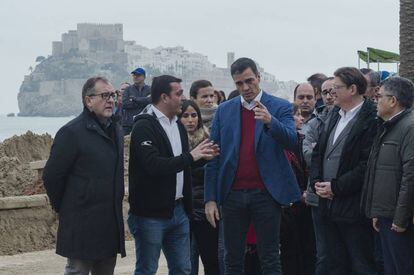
[1,0,400,114]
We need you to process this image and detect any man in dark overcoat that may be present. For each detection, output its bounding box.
[43,76,126,275]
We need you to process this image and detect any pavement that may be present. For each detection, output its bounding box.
[0,241,204,275]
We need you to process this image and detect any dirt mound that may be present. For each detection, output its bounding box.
[0,131,52,197]
[0,132,133,255]
[0,131,130,197]
[0,206,58,255]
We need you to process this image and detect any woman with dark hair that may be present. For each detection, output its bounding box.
[280,103,316,275]
[179,100,220,275]
[213,90,226,105]
[219,90,227,103]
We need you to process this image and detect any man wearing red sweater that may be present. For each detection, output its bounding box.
[205,58,301,275]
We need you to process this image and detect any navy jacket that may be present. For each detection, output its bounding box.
[43,109,126,260]
[122,84,151,128]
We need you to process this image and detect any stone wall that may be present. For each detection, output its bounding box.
[0,195,58,255]
[0,195,131,256]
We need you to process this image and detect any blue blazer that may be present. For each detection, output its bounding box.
[204,91,301,205]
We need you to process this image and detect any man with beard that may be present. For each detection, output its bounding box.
[128,75,219,275]
[308,73,328,108]
[294,83,317,123]
[302,77,335,275]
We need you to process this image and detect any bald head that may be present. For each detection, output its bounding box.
[294,83,316,120]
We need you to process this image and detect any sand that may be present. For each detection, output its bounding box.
[0,131,53,197]
[0,131,134,255]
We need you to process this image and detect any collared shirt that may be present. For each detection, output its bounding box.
[388,110,405,121]
[241,90,263,110]
[333,100,364,144]
[151,105,184,200]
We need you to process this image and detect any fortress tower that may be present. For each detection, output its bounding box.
[227,52,235,68]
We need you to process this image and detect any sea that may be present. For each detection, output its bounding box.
[0,115,74,142]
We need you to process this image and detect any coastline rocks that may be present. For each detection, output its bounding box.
[18,54,128,117]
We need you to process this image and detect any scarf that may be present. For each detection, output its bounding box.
[188,126,210,150]
[200,106,218,129]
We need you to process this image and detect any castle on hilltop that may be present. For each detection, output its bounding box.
[18,23,296,116]
[51,23,127,64]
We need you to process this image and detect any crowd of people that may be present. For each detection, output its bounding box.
[42,57,414,275]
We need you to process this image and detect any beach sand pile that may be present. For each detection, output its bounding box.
[0,131,131,198]
[0,131,132,255]
[0,131,53,197]
[0,205,58,255]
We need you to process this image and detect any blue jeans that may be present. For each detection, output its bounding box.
[378,217,414,275]
[222,189,282,275]
[311,206,328,275]
[127,203,191,275]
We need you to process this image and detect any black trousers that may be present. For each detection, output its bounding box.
[222,189,282,275]
[191,219,220,275]
[280,203,316,275]
[324,218,377,275]
[64,257,116,275]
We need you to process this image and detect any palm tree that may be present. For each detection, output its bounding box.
[400,0,414,81]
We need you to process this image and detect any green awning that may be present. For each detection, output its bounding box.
[359,48,400,63]
[367,47,400,63]
[358,51,371,62]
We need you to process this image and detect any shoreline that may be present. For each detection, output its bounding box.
[0,116,74,142]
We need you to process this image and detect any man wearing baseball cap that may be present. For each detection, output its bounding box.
[122,67,151,135]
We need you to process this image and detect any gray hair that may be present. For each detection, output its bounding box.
[364,71,381,87]
[81,76,109,106]
[382,76,414,108]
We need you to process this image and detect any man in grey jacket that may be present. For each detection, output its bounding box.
[362,76,414,275]
[302,77,335,275]
[303,77,335,166]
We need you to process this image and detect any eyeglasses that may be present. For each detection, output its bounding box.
[181,113,198,118]
[88,91,119,101]
[322,88,335,96]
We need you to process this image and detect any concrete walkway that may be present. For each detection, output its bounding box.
[0,241,204,275]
